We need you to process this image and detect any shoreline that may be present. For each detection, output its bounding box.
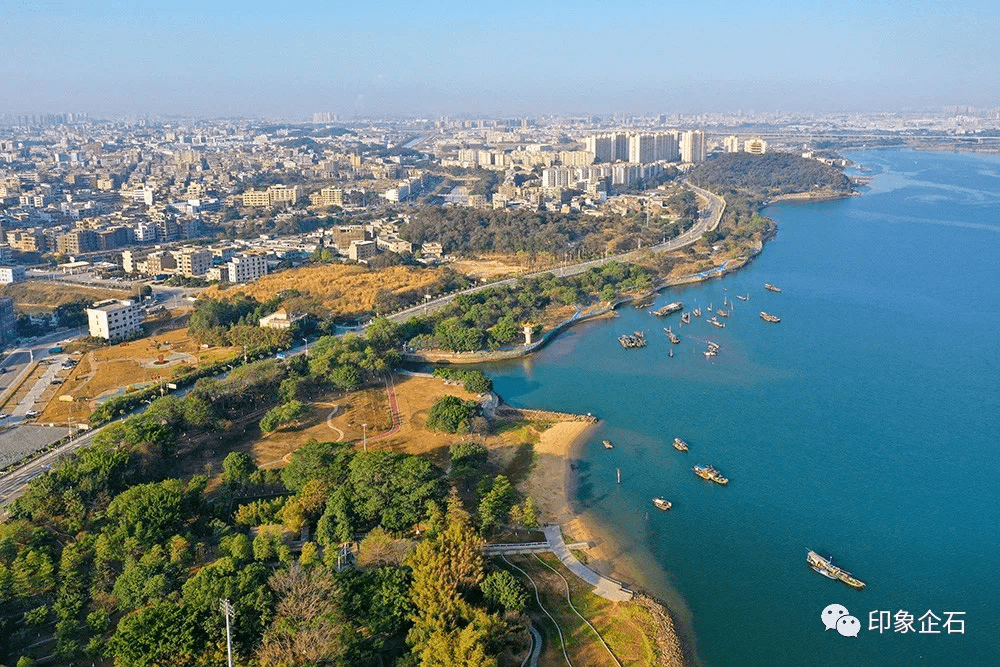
[523,418,690,666]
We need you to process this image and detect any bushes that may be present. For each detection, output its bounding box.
[425,396,481,434]
[431,368,493,394]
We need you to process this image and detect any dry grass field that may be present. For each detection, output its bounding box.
[198,264,446,316]
[1,279,131,312]
[36,327,240,424]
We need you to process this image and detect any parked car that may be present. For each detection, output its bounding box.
[25,410,39,417]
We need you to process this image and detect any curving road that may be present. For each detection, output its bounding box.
[386,182,725,323]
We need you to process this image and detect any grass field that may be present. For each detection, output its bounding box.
[1,279,132,312]
[198,264,447,317]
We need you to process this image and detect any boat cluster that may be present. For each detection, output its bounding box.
[618,331,647,348]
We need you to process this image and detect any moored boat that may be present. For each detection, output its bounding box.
[765,283,782,292]
[603,440,614,449]
[653,497,672,511]
[672,438,689,451]
[736,294,749,301]
[651,302,683,316]
[760,312,781,323]
[806,550,866,590]
[693,464,729,485]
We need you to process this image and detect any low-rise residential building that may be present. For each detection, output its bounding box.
[348,239,377,261]
[259,308,305,330]
[213,252,268,283]
[172,247,212,277]
[86,299,142,340]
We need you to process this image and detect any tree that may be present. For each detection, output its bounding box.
[221,451,256,488]
[425,395,481,434]
[281,439,353,492]
[259,399,309,433]
[106,480,187,545]
[477,476,516,534]
[107,602,199,667]
[481,570,527,612]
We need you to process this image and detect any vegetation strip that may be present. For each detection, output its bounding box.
[532,552,624,667]
[503,554,573,667]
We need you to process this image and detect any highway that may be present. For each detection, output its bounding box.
[387,181,725,322]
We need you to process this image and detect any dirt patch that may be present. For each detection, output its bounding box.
[1,280,131,312]
[447,257,523,280]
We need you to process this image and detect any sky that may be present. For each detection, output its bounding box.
[3,0,998,119]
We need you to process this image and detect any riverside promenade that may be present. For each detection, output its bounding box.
[484,524,633,602]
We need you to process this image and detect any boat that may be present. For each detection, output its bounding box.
[716,308,729,317]
[669,348,674,358]
[707,341,720,351]
[704,349,717,357]
[653,497,672,511]
[693,308,702,317]
[806,550,866,590]
[765,283,782,292]
[736,294,749,301]
[672,438,689,452]
[651,302,683,316]
[760,312,781,323]
[707,317,726,328]
[681,312,691,324]
[603,440,614,449]
[693,465,729,485]
[663,327,680,344]
[619,334,647,348]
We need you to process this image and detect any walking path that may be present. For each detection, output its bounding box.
[543,524,633,602]
[503,555,573,667]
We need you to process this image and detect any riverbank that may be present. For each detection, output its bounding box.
[522,419,687,666]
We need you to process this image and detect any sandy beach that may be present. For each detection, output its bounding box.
[523,419,688,666]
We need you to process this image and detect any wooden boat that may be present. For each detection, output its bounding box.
[765,283,782,292]
[760,312,781,323]
[672,438,689,452]
[653,497,672,511]
[736,294,749,301]
[603,440,614,449]
[716,308,729,317]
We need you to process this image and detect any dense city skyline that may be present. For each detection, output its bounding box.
[4,0,999,118]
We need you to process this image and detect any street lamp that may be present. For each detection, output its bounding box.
[362,423,367,452]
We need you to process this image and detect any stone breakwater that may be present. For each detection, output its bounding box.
[494,405,599,424]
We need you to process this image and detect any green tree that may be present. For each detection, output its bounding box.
[425,395,481,434]
[222,451,257,487]
[480,570,527,612]
[477,476,516,534]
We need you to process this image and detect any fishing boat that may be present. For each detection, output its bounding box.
[672,438,689,452]
[806,550,866,590]
[760,312,781,323]
[681,312,691,324]
[663,327,680,344]
[653,498,672,511]
[765,283,782,293]
[708,317,726,328]
[736,294,749,301]
[716,308,729,317]
[603,440,614,449]
[669,348,674,358]
[651,302,683,316]
[693,465,729,485]
[693,308,702,317]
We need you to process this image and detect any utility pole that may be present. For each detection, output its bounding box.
[220,599,234,667]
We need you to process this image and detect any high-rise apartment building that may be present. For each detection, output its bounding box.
[724,135,741,153]
[681,130,706,163]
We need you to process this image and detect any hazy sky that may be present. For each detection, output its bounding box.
[3,0,998,118]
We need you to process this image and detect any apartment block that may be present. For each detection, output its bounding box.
[309,187,343,207]
[87,299,142,341]
[348,239,377,261]
[225,252,268,283]
[0,297,15,347]
[172,247,212,277]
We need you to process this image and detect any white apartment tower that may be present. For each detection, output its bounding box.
[681,130,706,163]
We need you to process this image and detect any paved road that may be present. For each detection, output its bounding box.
[543,524,632,602]
[386,182,725,323]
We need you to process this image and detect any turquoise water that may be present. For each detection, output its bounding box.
[482,149,1000,666]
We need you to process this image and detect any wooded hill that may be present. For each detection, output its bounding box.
[688,152,853,199]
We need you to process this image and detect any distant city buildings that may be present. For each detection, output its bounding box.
[744,138,768,154]
[0,266,26,284]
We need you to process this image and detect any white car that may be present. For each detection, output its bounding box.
[0,413,8,420]
[25,410,39,417]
